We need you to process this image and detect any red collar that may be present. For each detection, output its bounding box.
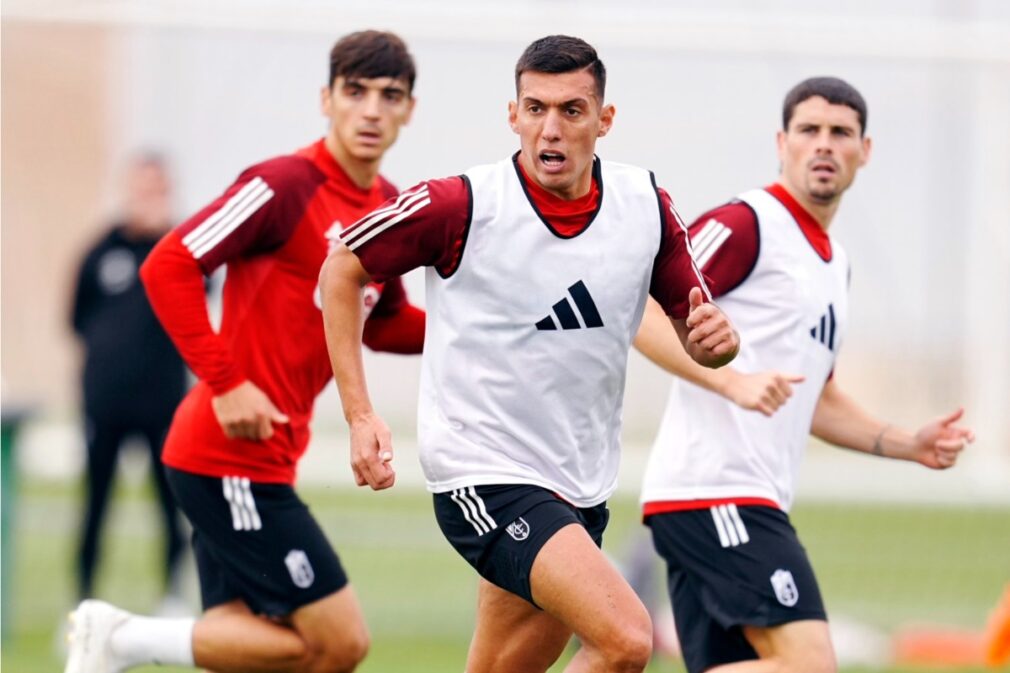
[299,139,383,209]
[516,157,600,237]
[765,183,832,262]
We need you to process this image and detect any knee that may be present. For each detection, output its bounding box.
[307,629,369,673]
[598,621,653,672]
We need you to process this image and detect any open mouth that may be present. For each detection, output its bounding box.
[539,151,566,169]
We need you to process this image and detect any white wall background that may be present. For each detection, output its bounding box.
[6,0,1009,500]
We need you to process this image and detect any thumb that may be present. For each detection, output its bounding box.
[270,404,290,425]
[938,407,964,428]
[688,287,704,311]
[785,374,806,383]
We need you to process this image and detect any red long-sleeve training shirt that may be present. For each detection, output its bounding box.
[141,139,424,484]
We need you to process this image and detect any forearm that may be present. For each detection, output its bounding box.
[140,234,243,393]
[811,381,917,461]
[633,301,735,394]
[319,247,374,422]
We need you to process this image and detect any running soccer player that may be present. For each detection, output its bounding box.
[320,35,740,673]
[635,76,976,673]
[64,30,423,673]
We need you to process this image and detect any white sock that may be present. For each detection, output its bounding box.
[110,615,196,667]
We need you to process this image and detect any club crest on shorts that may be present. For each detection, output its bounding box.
[285,549,315,589]
[506,517,530,541]
[770,568,799,607]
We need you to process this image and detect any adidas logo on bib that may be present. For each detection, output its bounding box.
[535,280,604,331]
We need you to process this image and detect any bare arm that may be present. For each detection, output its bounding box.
[635,297,803,416]
[319,244,395,490]
[812,377,974,469]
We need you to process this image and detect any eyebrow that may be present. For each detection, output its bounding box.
[521,96,590,107]
[344,79,409,95]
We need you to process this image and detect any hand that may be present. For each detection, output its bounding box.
[348,412,396,490]
[721,370,806,416]
[211,381,289,441]
[684,287,740,368]
[912,407,975,470]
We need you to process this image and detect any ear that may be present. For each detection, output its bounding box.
[402,96,417,127]
[508,100,519,135]
[597,104,616,138]
[859,135,872,167]
[775,129,787,164]
[320,85,333,117]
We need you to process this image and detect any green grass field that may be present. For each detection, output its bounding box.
[2,478,1007,672]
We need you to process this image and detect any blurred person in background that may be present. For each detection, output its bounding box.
[320,34,738,673]
[64,29,424,673]
[634,76,976,673]
[69,151,188,613]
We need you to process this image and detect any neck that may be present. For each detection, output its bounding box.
[777,178,839,231]
[325,135,379,189]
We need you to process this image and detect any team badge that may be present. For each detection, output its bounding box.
[770,568,799,607]
[285,549,315,589]
[506,517,530,541]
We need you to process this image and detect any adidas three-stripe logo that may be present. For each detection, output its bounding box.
[183,177,275,260]
[536,280,604,331]
[691,218,732,270]
[222,476,262,531]
[711,504,750,548]
[450,486,497,536]
[340,185,431,252]
[810,303,837,351]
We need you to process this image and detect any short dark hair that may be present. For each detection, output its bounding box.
[783,77,868,135]
[514,35,606,100]
[328,30,416,93]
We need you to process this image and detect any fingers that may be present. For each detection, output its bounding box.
[688,287,704,312]
[938,406,965,428]
[350,420,396,491]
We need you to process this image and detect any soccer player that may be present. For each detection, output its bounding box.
[69,152,187,611]
[319,35,740,673]
[64,30,424,673]
[635,76,976,673]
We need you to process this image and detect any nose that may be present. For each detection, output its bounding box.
[541,109,563,142]
[815,128,834,155]
[362,91,382,119]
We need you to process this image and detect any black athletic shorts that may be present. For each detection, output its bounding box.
[647,505,826,673]
[434,484,609,606]
[165,466,348,617]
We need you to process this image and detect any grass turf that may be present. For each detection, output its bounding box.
[2,478,1007,672]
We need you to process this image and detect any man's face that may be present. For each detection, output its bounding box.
[777,96,871,206]
[125,162,171,232]
[322,75,414,163]
[509,69,614,200]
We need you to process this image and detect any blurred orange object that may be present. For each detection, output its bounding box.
[892,583,1010,668]
[983,584,1010,667]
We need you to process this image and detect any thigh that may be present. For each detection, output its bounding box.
[664,565,756,673]
[531,523,650,651]
[433,485,581,605]
[166,467,348,617]
[743,618,834,661]
[290,584,369,657]
[84,418,126,483]
[649,506,826,667]
[465,578,572,673]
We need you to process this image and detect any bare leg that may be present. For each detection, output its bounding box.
[705,620,836,673]
[463,579,572,673]
[192,585,368,673]
[464,523,652,673]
